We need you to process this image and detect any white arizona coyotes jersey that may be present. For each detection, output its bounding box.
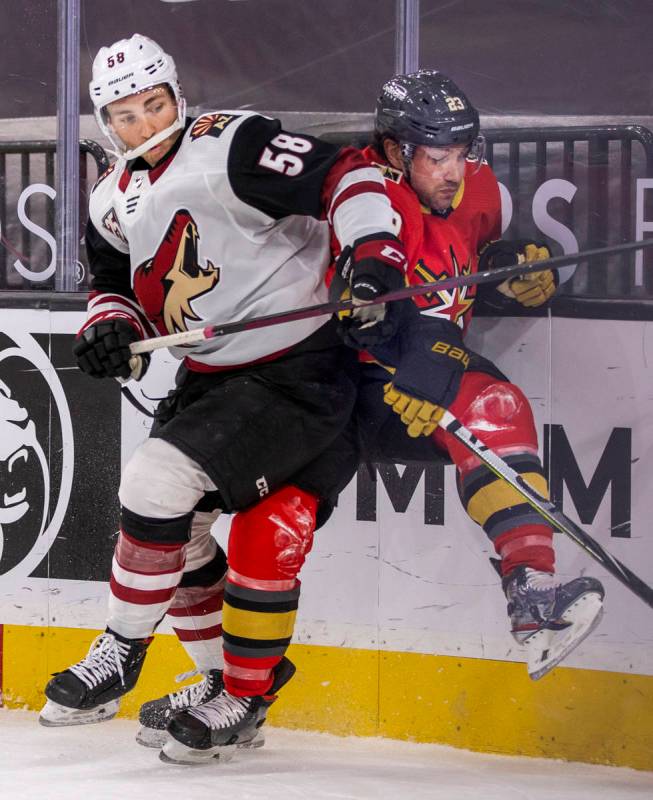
[84,111,394,369]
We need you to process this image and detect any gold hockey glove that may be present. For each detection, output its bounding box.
[480,240,556,308]
[383,382,445,438]
[504,245,556,307]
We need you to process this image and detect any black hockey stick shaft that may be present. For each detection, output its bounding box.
[130,237,653,354]
[439,410,653,609]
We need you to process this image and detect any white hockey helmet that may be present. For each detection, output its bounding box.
[89,33,186,160]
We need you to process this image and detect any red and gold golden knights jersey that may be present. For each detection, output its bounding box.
[360,145,502,336]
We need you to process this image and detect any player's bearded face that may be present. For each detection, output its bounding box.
[106,85,180,166]
[408,144,468,212]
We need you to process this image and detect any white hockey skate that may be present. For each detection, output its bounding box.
[504,566,605,680]
[39,631,150,727]
[136,668,264,750]
[161,657,295,765]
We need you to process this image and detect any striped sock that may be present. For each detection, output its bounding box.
[457,451,555,576]
[107,530,186,639]
[222,569,300,697]
[167,578,225,672]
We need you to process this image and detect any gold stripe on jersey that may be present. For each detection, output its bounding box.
[451,177,465,209]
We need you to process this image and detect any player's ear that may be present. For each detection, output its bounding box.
[383,138,403,171]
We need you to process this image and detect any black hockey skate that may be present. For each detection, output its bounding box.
[503,566,604,680]
[136,668,264,750]
[39,630,150,727]
[161,656,296,765]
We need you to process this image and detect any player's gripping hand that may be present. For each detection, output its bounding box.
[506,263,556,307]
[479,240,557,307]
[334,232,407,348]
[383,382,445,437]
[73,319,149,381]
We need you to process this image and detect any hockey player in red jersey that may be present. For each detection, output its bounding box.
[39,34,408,762]
[334,70,605,682]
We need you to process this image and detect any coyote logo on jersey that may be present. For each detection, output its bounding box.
[133,209,220,335]
[413,245,474,328]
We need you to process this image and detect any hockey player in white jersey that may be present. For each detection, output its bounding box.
[40,34,408,762]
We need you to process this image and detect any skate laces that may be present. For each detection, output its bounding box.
[522,569,560,593]
[188,691,251,730]
[168,670,214,710]
[68,633,129,689]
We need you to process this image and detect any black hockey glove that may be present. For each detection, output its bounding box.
[478,239,557,308]
[378,309,469,438]
[332,232,407,349]
[73,319,149,381]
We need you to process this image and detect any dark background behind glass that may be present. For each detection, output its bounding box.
[2,0,652,118]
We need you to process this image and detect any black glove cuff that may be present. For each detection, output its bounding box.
[392,317,468,408]
[478,239,550,272]
[349,231,406,297]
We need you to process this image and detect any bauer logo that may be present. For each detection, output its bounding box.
[0,330,73,581]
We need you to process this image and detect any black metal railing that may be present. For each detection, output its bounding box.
[485,125,653,297]
[0,139,109,290]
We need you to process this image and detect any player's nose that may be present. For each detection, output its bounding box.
[443,157,465,183]
[140,118,156,139]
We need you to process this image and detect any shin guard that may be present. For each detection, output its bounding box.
[222,486,317,696]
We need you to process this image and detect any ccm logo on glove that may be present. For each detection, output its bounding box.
[379,243,406,264]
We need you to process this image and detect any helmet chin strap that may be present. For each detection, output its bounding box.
[111,116,185,162]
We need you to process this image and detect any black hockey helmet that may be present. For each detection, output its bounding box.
[375,69,480,148]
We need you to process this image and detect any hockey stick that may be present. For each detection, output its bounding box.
[130,238,653,355]
[438,410,653,610]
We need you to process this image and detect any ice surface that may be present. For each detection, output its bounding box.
[0,709,651,800]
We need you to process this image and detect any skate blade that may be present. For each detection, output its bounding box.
[137,727,264,750]
[526,592,604,680]
[160,737,236,766]
[39,698,120,727]
[240,730,265,749]
[136,726,167,748]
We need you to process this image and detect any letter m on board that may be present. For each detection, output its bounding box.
[544,425,632,538]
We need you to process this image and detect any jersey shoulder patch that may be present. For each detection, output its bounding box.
[189,112,242,141]
[92,162,117,193]
[89,165,129,252]
[370,160,404,184]
[100,207,128,245]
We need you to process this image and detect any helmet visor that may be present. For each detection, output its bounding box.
[402,134,486,177]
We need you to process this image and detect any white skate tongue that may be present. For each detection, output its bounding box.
[525,591,604,680]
